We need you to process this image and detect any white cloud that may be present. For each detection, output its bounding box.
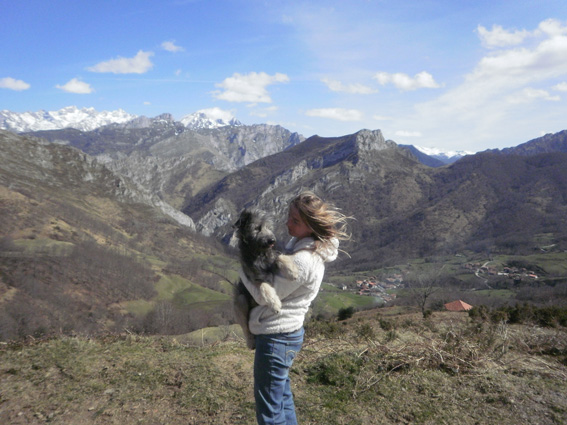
[305,108,362,121]
[553,82,567,91]
[538,18,567,37]
[0,77,30,91]
[395,130,422,137]
[401,19,567,151]
[477,24,531,48]
[197,107,235,122]
[213,72,289,103]
[321,78,377,94]
[507,87,560,104]
[162,41,184,52]
[468,20,567,87]
[87,50,154,74]
[373,71,441,91]
[56,78,93,94]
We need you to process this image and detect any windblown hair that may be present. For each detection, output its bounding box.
[290,191,351,245]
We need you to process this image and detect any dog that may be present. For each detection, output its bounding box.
[232,208,298,349]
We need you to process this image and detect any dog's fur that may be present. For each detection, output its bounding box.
[233,208,298,349]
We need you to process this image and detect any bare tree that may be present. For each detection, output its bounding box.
[404,264,447,318]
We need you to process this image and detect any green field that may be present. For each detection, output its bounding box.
[124,274,230,317]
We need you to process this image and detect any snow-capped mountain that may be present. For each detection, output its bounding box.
[180,109,242,130]
[0,106,244,133]
[414,145,475,164]
[0,106,137,132]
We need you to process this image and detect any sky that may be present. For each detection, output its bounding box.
[2,0,567,153]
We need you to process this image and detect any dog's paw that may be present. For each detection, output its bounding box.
[277,255,299,280]
[270,297,282,314]
[259,282,282,314]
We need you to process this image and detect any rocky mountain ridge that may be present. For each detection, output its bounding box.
[6,104,567,271]
[0,130,194,229]
[495,129,567,156]
[3,106,473,164]
[182,129,567,270]
[183,129,427,243]
[23,118,304,209]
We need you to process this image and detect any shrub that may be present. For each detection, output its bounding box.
[490,310,509,324]
[468,303,567,328]
[379,318,395,331]
[306,352,362,387]
[337,306,355,321]
[384,329,398,342]
[305,319,345,339]
[468,305,490,322]
[355,323,375,341]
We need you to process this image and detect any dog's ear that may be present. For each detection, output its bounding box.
[233,208,251,229]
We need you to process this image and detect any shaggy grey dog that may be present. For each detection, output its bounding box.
[233,208,298,349]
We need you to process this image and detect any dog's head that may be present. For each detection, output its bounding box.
[234,208,276,249]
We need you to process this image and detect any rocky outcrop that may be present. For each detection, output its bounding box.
[187,129,409,239]
[0,130,195,230]
[23,121,304,212]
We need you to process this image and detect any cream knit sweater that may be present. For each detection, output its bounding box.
[239,236,339,335]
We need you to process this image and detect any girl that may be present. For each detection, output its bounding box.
[239,191,350,425]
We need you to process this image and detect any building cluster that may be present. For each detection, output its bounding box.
[353,274,403,303]
[463,263,539,280]
[497,266,539,280]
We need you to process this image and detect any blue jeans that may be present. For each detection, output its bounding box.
[254,328,304,425]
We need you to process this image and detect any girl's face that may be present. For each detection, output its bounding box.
[287,205,313,239]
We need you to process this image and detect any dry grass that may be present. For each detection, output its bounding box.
[0,309,566,425]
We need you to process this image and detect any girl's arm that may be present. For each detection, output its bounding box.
[238,251,312,304]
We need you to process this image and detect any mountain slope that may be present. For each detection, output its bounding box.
[497,129,567,156]
[183,129,567,270]
[24,118,304,208]
[183,130,434,248]
[389,151,567,258]
[0,131,233,340]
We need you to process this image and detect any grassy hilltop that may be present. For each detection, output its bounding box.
[1,308,566,425]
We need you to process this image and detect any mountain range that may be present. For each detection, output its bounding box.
[0,106,137,132]
[19,112,304,209]
[5,107,567,266]
[181,128,567,270]
[2,106,466,164]
[1,106,239,133]
[2,105,567,339]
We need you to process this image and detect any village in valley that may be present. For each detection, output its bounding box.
[463,261,540,281]
[351,274,403,304]
[338,259,542,308]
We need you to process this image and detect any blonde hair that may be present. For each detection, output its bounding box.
[290,191,351,244]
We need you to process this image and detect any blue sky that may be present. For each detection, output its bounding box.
[2,0,567,152]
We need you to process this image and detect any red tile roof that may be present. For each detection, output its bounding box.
[444,300,473,311]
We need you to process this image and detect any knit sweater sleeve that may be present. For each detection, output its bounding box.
[271,250,314,299]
